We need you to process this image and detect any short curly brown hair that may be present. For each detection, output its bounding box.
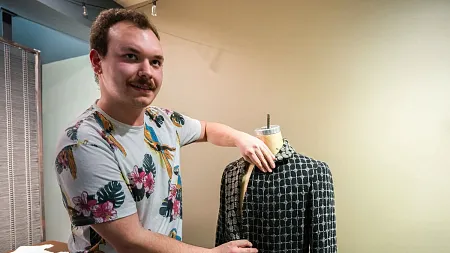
[90,8,160,57]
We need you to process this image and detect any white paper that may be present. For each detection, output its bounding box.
[11,244,67,253]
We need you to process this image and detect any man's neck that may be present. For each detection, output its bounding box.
[96,98,145,126]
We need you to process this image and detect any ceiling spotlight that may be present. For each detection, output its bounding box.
[82,2,88,17]
[151,1,157,16]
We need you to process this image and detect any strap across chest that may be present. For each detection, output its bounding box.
[239,163,255,216]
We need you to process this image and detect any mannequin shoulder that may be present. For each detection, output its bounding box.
[293,152,332,174]
[223,157,247,172]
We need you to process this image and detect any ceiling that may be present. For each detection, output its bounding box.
[114,0,149,8]
[0,0,124,63]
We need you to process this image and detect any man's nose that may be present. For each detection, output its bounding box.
[138,60,153,79]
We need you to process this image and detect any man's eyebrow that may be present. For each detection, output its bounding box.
[154,55,164,61]
[121,46,164,61]
[122,46,140,53]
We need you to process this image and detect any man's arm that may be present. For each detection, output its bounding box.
[92,214,258,253]
[196,121,276,172]
[91,213,210,253]
[164,109,274,172]
[56,132,257,253]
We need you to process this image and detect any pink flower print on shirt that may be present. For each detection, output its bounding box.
[65,181,126,227]
[130,165,146,189]
[57,151,69,168]
[168,184,177,202]
[144,172,155,194]
[162,108,173,115]
[160,181,182,222]
[72,191,97,217]
[92,201,117,223]
[173,199,181,218]
[127,154,157,202]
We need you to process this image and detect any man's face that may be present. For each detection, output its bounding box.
[92,21,164,109]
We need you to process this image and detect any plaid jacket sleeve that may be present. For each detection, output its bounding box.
[309,161,338,253]
[215,168,228,246]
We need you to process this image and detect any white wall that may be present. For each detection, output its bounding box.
[42,55,99,241]
[145,0,450,252]
[41,1,450,251]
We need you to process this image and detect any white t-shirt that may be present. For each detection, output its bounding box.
[54,102,201,252]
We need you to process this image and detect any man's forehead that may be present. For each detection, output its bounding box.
[108,22,161,50]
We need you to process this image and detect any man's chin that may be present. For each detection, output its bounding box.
[131,97,156,108]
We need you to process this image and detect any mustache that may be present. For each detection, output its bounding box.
[128,76,156,90]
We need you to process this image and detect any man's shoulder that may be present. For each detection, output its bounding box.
[144,105,189,129]
[145,105,179,119]
[55,105,107,153]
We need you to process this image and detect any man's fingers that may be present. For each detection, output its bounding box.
[238,248,258,253]
[243,155,261,171]
[261,146,276,169]
[243,156,251,165]
[266,144,276,160]
[264,143,276,160]
[248,152,265,172]
[231,239,253,247]
[255,148,271,172]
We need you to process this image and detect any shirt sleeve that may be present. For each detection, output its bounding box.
[166,109,201,146]
[55,130,137,227]
[309,161,338,253]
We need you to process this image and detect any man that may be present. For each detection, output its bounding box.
[54,8,275,253]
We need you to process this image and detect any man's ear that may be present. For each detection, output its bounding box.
[89,49,102,75]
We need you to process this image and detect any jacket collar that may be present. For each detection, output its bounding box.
[274,139,295,161]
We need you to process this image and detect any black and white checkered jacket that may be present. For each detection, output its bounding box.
[215,139,338,253]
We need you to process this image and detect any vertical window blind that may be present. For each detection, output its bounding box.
[0,39,44,252]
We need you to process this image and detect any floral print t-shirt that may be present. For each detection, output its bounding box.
[54,102,201,253]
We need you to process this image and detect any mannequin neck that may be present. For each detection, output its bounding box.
[257,132,284,155]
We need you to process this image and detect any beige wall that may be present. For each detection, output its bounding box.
[137,0,450,252]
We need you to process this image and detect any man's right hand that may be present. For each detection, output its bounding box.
[91,213,257,253]
[212,240,258,253]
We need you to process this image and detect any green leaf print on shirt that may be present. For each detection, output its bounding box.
[127,154,157,202]
[143,153,156,174]
[159,165,182,222]
[65,120,84,141]
[67,181,126,226]
[162,108,185,128]
[145,107,165,128]
[97,181,126,209]
[170,112,185,127]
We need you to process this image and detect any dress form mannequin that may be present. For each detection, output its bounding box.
[216,116,337,252]
[240,115,284,214]
[255,124,283,155]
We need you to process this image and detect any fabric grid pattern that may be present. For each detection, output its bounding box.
[216,139,337,253]
[0,41,43,253]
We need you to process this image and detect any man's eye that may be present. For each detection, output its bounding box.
[125,54,138,60]
[151,60,161,66]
